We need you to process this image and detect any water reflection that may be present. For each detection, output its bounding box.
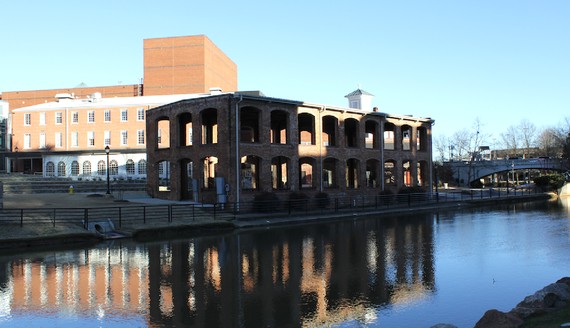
[0,214,435,327]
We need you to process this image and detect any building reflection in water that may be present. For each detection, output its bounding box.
[0,213,435,327]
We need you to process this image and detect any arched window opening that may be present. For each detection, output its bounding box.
[202,156,218,189]
[271,156,289,190]
[322,116,337,147]
[271,110,288,144]
[97,160,106,176]
[109,160,118,176]
[346,158,359,189]
[180,159,195,200]
[82,161,92,176]
[138,160,147,175]
[384,123,395,150]
[71,161,79,176]
[403,160,412,186]
[417,127,427,152]
[323,158,337,188]
[201,108,218,144]
[241,155,260,190]
[366,159,380,188]
[157,117,170,149]
[126,159,135,175]
[365,121,378,149]
[57,161,66,177]
[299,158,315,189]
[384,160,396,185]
[158,160,171,191]
[178,113,192,147]
[298,113,315,145]
[240,107,260,143]
[402,125,412,151]
[45,162,55,177]
[344,118,359,148]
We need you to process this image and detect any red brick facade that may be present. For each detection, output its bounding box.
[146,94,433,203]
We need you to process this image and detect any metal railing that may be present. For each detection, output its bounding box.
[0,187,542,229]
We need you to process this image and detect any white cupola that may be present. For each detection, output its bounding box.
[344,88,374,111]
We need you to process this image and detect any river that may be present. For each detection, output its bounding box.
[0,198,568,327]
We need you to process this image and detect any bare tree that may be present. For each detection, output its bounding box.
[518,119,537,158]
[537,128,559,157]
[500,125,519,158]
[433,135,448,163]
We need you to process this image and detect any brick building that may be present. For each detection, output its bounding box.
[3,35,237,174]
[145,89,433,203]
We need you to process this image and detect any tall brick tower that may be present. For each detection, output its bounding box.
[143,35,238,95]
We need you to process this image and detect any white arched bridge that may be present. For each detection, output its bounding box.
[446,158,569,186]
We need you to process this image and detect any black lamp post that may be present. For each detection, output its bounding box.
[434,163,439,203]
[105,145,110,195]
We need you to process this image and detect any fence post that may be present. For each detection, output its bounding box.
[143,206,146,224]
[20,209,23,228]
[168,205,172,223]
[84,209,88,229]
[53,208,56,227]
[119,207,122,228]
[192,204,195,221]
[214,203,217,220]
[480,189,483,199]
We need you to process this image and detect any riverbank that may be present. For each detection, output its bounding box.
[0,191,553,252]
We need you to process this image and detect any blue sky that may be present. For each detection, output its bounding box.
[2,1,569,144]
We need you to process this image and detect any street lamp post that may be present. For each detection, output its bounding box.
[105,146,110,195]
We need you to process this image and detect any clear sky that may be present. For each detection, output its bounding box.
[2,0,569,144]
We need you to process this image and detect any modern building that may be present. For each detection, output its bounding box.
[2,35,237,174]
[145,89,434,203]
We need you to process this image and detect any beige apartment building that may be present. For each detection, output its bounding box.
[2,35,237,174]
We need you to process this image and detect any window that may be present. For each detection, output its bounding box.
[126,159,135,175]
[71,161,79,176]
[83,161,92,176]
[121,109,128,122]
[97,160,106,175]
[104,131,111,146]
[137,130,145,145]
[55,132,63,148]
[39,133,46,149]
[57,161,66,177]
[55,112,62,124]
[24,134,31,149]
[88,131,95,147]
[72,112,79,123]
[137,159,147,175]
[109,160,118,175]
[71,132,78,147]
[24,113,31,126]
[137,108,145,121]
[39,112,46,125]
[45,162,55,177]
[121,130,128,146]
[88,111,95,123]
[104,110,111,122]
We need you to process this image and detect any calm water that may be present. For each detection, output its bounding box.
[0,198,569,328]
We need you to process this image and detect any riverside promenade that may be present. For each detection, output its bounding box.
[0,190,552,251]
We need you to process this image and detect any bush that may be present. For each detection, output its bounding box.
[252,192,280,212]
[288,192,309,210]
[534,174,566,193]
[314,192,330,209]
[397,186,426,194]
